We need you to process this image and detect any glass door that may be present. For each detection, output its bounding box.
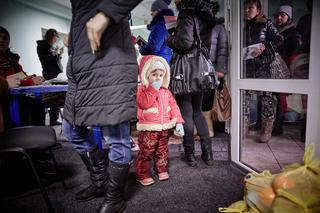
[228,0,320,172]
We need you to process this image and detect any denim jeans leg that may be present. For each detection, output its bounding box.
[62,120,98,154]
[102,121,132,164]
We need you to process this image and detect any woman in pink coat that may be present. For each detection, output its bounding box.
[136,55,184,186]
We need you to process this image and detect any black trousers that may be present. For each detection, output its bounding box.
[175,92,209,147]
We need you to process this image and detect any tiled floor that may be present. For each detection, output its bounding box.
[241,122,305,173]
[52,119,305,174]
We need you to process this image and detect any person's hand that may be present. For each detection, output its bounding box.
[251,43,265,58]
[86,12,111,53]
[216,71,225,78]
[151,81,161,90]
[59,47,64,55]
[175,123,184,136]
[32,76,44,85]
[6,75,20,88]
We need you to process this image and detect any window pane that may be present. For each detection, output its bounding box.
[241,0,312,79]
[240,89,307,173]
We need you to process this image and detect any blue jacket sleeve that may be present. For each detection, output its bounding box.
[97,0,142,24]
[140,22,167,55]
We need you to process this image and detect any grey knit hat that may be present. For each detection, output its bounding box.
[151,0,171,12]
[274,5,292,19]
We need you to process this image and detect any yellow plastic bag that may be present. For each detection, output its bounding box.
[270,145,320,212]
[218,200,248,213]
[244,170,275,213]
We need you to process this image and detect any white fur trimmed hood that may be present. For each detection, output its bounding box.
[139,55,170,88]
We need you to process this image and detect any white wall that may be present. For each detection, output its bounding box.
[0,0,71,78]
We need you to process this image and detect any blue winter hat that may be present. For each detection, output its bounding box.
[151,0,171,12]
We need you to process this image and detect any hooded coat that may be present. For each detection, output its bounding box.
[63,0,142,126]
[136,55,184,131]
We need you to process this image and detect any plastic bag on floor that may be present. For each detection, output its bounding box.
[218,200,249,213]
[244,170,275,213]
[270,145,320,212]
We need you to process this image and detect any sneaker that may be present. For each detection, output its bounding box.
[158,172,169,181]
[137,177,154,186]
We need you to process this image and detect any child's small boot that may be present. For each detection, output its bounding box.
[158,172,169,181]
[137,177,154,186]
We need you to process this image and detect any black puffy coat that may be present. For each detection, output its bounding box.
[63,0,141,126]
[276,21,303,64]
[244,14,283,78]
[36,40,62,80]
[166,0,217,55]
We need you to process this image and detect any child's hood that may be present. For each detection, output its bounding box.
[139,55,170,88]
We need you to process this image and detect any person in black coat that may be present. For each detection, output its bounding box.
[243,0,284,143]
[273,5,303,66]
[167,0,219,167]
[272,4,303,135]
[36,28,64,126]
[36,29,63,80]
[62,1,142,212]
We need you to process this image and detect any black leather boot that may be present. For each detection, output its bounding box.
[200,138,214,166]
[183,144,197,167]
[76,148,108,201]
[96,161,130,213]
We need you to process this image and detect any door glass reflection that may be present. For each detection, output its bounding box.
[241,0,312,79]
[240,90,307,173]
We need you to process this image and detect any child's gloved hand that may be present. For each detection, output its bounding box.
[175,123,184,136]
[151,81,162,90]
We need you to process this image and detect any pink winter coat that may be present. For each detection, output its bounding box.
[136,55,184,131]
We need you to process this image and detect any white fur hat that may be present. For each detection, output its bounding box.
[139,55,170,88]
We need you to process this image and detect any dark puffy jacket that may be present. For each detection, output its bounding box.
[276,21,303,64]
[166,0,217,55]
[36,40,62,80]
[63,0,142,126]
[244,14,283,78]
[140,9,174,63]
[210,23,228,73]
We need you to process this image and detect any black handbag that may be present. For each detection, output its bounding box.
[169,15,219,95]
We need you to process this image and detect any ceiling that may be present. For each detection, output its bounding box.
[50,0,176,22]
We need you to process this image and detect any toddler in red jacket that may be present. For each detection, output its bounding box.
[136,55,184,186]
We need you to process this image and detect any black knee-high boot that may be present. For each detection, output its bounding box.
[76,148,109,201]
[200,138,214,166]
[183,143,197,167]
[96,161,130,213]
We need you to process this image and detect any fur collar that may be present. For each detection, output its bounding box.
[178,0,219,26]
[277,21,295,33]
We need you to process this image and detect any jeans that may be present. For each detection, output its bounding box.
[62,120,132,164]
